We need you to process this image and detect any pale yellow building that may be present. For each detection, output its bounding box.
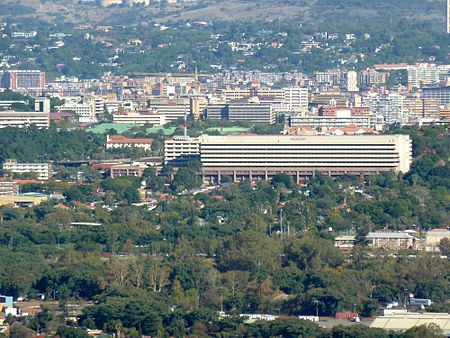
[425,229,450,252]
[0,194,48,207]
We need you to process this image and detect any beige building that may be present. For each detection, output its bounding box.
[402,97,440,122]
[165,134,412,181]
[366,232,417,250]
[112,111,167,126]
[425,229,450,252]
[3,160,51,180]
[371,312,450,336]
[164,137,201,167]
[110,164,148,178]
[0,193,48,207]
[334,235,356,251]
[0,180,19,196]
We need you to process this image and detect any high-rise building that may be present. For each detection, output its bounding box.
[402,97,440,122]
[346,71,359,92]
[363,93,405,124]
[282,87,309,112]
[407,63,450,88]
[422,85,450,107]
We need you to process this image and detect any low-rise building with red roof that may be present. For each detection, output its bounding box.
[106,135,153,151]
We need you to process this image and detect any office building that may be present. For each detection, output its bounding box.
[0,98,50,128]
[224,87,308,113]
[2,160,51,180]
[206,102,275,124]
[164,137,201,166]
[311,92,349,108]
[112,110,167,126]
[148,100,190,123]
[0,70,46,92]
[34,98,51,114]
[165,135,412,181]
[110,164,148,178]
[59,99,96,123]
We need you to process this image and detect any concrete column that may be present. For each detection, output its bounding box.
[249,171,252,181]
[233,170,237,182]
[265,170,268,180]
[296,171,300,184]
[218,171,221,183]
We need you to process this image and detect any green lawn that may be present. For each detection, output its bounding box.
[87,123,176,135]
[206,126,251,135]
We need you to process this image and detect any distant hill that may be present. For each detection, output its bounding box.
[0,0,446,29]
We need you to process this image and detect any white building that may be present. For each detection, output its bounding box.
[3,159,51,180]
[165,135,412,181]
[347,71,359,92]
[289,111,377,130]
[281,87,309,112]
[363,92,405,124]
[0,98,50,129]
[112,110,167,126]
[407,63,450,88]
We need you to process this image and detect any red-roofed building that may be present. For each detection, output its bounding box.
[325,125,379,135]
[106,135,154,151]
[50,112,76,122]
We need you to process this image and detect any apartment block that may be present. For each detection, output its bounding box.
[0,180,19,196]
[422,85,450,107]
[407,63,450,88]
[2,160,51,180]
[289,112,377,130]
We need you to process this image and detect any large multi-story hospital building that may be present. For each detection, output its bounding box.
[165,135,412,182]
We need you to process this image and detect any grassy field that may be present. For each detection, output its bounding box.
[87,123,176,135]
[206,126,251,135]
